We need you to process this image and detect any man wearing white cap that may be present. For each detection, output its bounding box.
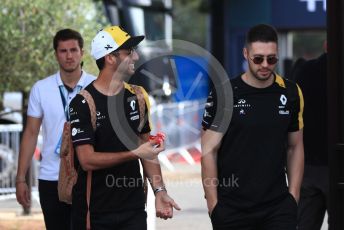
[69,26,180,229]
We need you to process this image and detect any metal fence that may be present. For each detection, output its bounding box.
[150,100,205,171]
[0,124,22,196]
[0,124,40,201]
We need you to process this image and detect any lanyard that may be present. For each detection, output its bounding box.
[58,85,82,121]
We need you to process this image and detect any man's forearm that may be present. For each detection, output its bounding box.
[76,145,139,171]
[17,128,39,180]
[287,131,304,201]
[139,133,165,189]
[201,129,222,209]
[141,158,165,190]
[201,152,218,208]
[287,146,304,199]
[17,116,42,180]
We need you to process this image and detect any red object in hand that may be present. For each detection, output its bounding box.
[149,132,166,146]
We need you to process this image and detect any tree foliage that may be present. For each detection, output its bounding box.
[172,0,208,48]
[0,0,108,107]
[292,31,327,60]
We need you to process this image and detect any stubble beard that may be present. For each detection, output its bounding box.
[249,66,274,82]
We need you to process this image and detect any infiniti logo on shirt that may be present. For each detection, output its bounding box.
[238,99,246,104]
[96,111,106,120]
[234,98,251,108]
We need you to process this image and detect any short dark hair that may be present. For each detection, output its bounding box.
[245,24,278,46]
[53,29,84,51]
[95,51,119,70]
[96,57,105,70]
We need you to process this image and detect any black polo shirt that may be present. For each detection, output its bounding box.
[69,82,151,214]
[295,53,327,166]
[202,74,304,209]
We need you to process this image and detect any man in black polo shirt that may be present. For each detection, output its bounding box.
[201,24,304,230]
[69,26,180,229]
[294,44,329,230]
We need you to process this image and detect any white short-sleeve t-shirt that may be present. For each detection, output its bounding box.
[27,71,96,181]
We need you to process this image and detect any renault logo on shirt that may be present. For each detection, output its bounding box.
[280,95,287,105]
[130,100,136,111]
[279,94,289,115]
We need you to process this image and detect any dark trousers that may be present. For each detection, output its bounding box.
[38,179,72,230]
[72,207,147,230]
[297,165,329,230]
[210,193,297,230]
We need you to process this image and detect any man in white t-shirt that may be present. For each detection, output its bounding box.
[16,28,96,230]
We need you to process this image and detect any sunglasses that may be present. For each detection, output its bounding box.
[249,55,279,65]
[111,46,138,56]
[125,46,138,55]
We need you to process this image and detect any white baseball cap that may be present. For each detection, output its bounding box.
[91,26,144,60]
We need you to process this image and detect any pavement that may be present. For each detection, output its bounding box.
[0,189,45,230]
[0,163,209,230]
[0,163,329,230]
[155,163,212,230]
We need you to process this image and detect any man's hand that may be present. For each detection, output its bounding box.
[207,199,218,216]
[16,182,31,209]
[155,191,181,219]
[289,190,300,204]
[133,141,165,160]
[149,132,166,146]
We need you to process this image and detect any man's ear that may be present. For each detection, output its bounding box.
[105,54,116,65]
[243,47,248,60]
